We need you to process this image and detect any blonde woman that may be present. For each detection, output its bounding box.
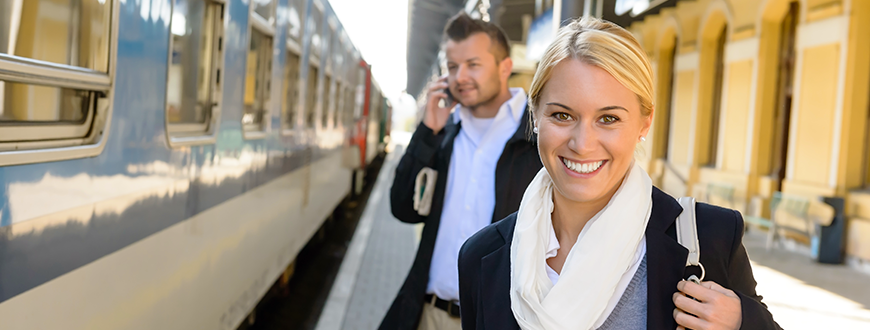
[457,17,780,330]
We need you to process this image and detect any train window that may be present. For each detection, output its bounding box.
[0,0,115,162]
[1,0,111,71]
[166,0,224,144]
[251,0,274,23]
[354,67,366,118]
[345,86,354,125]
[287,0,306,43]
[334,81,343,128]
[283,50,301,130]
[243,29,272,133]
[309,3,323,60]
[305,64,319,129]
[243,0,275,136]
[323,75,332,129]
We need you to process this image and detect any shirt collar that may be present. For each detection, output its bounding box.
[545,218,561,259]
[454,88,527,124]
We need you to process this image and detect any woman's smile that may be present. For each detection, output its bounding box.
[560,156,608,178]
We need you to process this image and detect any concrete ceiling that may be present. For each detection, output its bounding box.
[406,0,467,97]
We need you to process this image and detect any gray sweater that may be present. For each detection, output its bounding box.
[597,255,648,330]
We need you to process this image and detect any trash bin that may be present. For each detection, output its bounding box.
[814,197,846,264]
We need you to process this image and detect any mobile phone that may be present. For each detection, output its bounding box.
[443,87,454,106]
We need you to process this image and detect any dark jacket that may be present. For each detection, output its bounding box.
[379,108,542,330]
[458,187,781,330]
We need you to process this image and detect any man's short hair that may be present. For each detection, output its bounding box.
[443,12,511,61]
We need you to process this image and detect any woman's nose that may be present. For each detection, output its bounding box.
[568,123,597,154]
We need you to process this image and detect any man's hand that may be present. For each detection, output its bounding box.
[422,76,457,134]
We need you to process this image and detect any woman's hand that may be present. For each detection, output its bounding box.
[672,280,742,330]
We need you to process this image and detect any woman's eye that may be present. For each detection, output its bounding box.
[553,112,571,121]
[599,115,619,124]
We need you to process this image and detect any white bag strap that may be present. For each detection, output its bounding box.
[413,167,438,216]
[676,197,701,268]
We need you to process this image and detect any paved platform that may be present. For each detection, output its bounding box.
[316,133,870,329]
[315,135,420,330]
[744,229,870,329]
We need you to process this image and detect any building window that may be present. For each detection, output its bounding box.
[661,36,677,160]
[243,0,275,135]
[771,2,798,190]
[166,0,224,143]
[705,24,727,167]
[0,0,114,160]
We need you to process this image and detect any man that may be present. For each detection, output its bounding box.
[380,13,542,330]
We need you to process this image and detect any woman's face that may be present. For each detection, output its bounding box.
[535,59,652,205]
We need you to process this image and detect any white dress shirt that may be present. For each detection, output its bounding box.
[545,219,647,328]
[426,88,528,302]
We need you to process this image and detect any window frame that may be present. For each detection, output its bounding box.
[282,40,303,134]
[322,72,333,130]
[305,57,321,131]
[0,0,118,166]
[242,0,277,140]
[164,0,227,147]
[303,2,325,132]
[333,79,344,129]
[281,0,306,136]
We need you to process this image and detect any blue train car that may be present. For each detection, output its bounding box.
[0,0,387,328]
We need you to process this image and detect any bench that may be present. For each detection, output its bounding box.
[705,182,736,209]
[765,192,835,250]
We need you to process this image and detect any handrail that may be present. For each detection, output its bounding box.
[663,160,688,184]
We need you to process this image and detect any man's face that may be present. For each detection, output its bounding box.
[444,33,504,109]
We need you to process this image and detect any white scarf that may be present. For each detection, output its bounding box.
[509,163,653,330]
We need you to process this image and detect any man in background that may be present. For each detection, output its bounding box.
[380,12,542,330]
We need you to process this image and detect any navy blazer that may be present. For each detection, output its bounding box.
[380,109,542,329]
[458,187,781,330]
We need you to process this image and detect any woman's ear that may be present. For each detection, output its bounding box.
[640,106,654,137]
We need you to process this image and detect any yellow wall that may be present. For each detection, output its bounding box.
[627,0,870,262]
[508,73,534,92]
[837,0,870,191]
[670,70,696,166]
[721,60,752,172]
[791,44,839,187]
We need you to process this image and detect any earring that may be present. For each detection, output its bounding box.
[533,127,539,134]
[640,136,646,142]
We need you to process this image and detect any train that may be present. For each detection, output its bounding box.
[0,0,390,329]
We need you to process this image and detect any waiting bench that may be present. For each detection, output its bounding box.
[706,183,736,210]
[748,192,835,250]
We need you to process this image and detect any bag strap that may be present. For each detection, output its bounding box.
[676,197,701,268]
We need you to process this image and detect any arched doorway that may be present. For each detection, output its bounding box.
[654,28,678,162]
[770,2,799,191]
[697,12,728,168]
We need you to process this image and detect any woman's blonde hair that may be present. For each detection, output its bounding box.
[528,17,654,117]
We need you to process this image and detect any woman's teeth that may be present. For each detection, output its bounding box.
[562,158,604,174]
